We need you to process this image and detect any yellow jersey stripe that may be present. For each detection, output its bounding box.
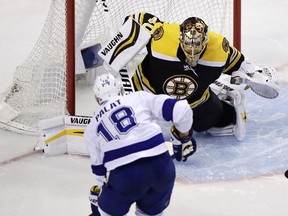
[189,88,210,108]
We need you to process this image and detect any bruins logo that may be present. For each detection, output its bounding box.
[222,37,230,53]
[163,75,197,99]
[152,26,164,41]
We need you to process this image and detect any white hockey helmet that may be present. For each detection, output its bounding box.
[180,17,208,67]
[93,72,122,104]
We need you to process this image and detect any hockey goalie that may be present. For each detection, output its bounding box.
[98,13,280,141]
[36,13,279,156]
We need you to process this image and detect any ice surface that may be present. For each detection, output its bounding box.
[1,0,288,215]
[176,86,288,183]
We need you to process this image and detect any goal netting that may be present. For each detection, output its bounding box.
[0,0,240,134]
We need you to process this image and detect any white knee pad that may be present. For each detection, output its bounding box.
[208,75,247,141]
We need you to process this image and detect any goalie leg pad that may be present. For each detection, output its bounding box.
[37,115,91,156]
[208,77,247,141]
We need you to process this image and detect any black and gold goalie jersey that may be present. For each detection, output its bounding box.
[127,13,245,108]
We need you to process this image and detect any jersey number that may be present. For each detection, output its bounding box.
[97,107,137,141]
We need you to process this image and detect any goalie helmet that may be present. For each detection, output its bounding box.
[179,17,208,67]
[93,72,122,105]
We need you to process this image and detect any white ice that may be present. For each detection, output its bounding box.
[1,0,288,215]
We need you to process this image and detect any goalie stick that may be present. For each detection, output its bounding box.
[97,18,150,95]
[0,150,41,166]
[118,66,135,94]
[96,2,151,95]
[165,141,175,158]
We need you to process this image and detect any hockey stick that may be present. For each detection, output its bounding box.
[118,66,135,94]
[165,141,175,158]
[0,150,41,166]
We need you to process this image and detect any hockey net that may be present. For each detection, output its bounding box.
[0,0,240,134]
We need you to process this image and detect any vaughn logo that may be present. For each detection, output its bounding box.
[100,33,123,56]
[119,67,134,94]
[70,116,91,125]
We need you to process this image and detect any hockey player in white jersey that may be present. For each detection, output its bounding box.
[84,72,196,216]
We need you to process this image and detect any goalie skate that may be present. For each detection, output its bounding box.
[230,67,279,99]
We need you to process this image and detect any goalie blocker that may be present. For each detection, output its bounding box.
[98,17,151,72]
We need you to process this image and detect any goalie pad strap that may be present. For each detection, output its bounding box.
[209,76,246,141]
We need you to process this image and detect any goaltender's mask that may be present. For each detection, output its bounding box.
[180,17,208,66]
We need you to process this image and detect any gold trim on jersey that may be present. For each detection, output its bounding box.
[197,59,227,67]
[132,70,143,91]
[189,88,210,109]
[131,13,150,25]
[133,64,156,93]
[151,51,181,62]
[223,47,242,72]
[133,13,157,33]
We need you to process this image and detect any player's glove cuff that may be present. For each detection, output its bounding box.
[89,185,101,216]
[170,125,196,162]
[90,185,101,205]
[170,125,192,142]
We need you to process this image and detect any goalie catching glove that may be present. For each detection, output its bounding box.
[230,61,279,99]
[170,125,196,162]
[89,185,101,216]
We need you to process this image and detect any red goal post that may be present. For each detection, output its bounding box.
[0,0,241,134]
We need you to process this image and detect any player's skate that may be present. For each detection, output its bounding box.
[231,61,279,99]
[207,75,246,141]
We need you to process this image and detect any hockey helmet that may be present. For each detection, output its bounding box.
[180,17,208,66]
[93,72,122,105]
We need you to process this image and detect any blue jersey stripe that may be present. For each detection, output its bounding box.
[162,99,177,122]
[91,164,107,176]
[103,133,165,164]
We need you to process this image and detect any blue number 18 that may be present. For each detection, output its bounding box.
[97,106,137,141]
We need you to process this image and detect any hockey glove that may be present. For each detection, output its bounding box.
[89,185,101,216]
[231,66,279,99]
[170,125,196,162]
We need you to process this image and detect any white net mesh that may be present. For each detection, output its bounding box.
[84,0,234,46]
[0,0,236,134]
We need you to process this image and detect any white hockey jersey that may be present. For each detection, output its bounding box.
[84,91,192,182]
